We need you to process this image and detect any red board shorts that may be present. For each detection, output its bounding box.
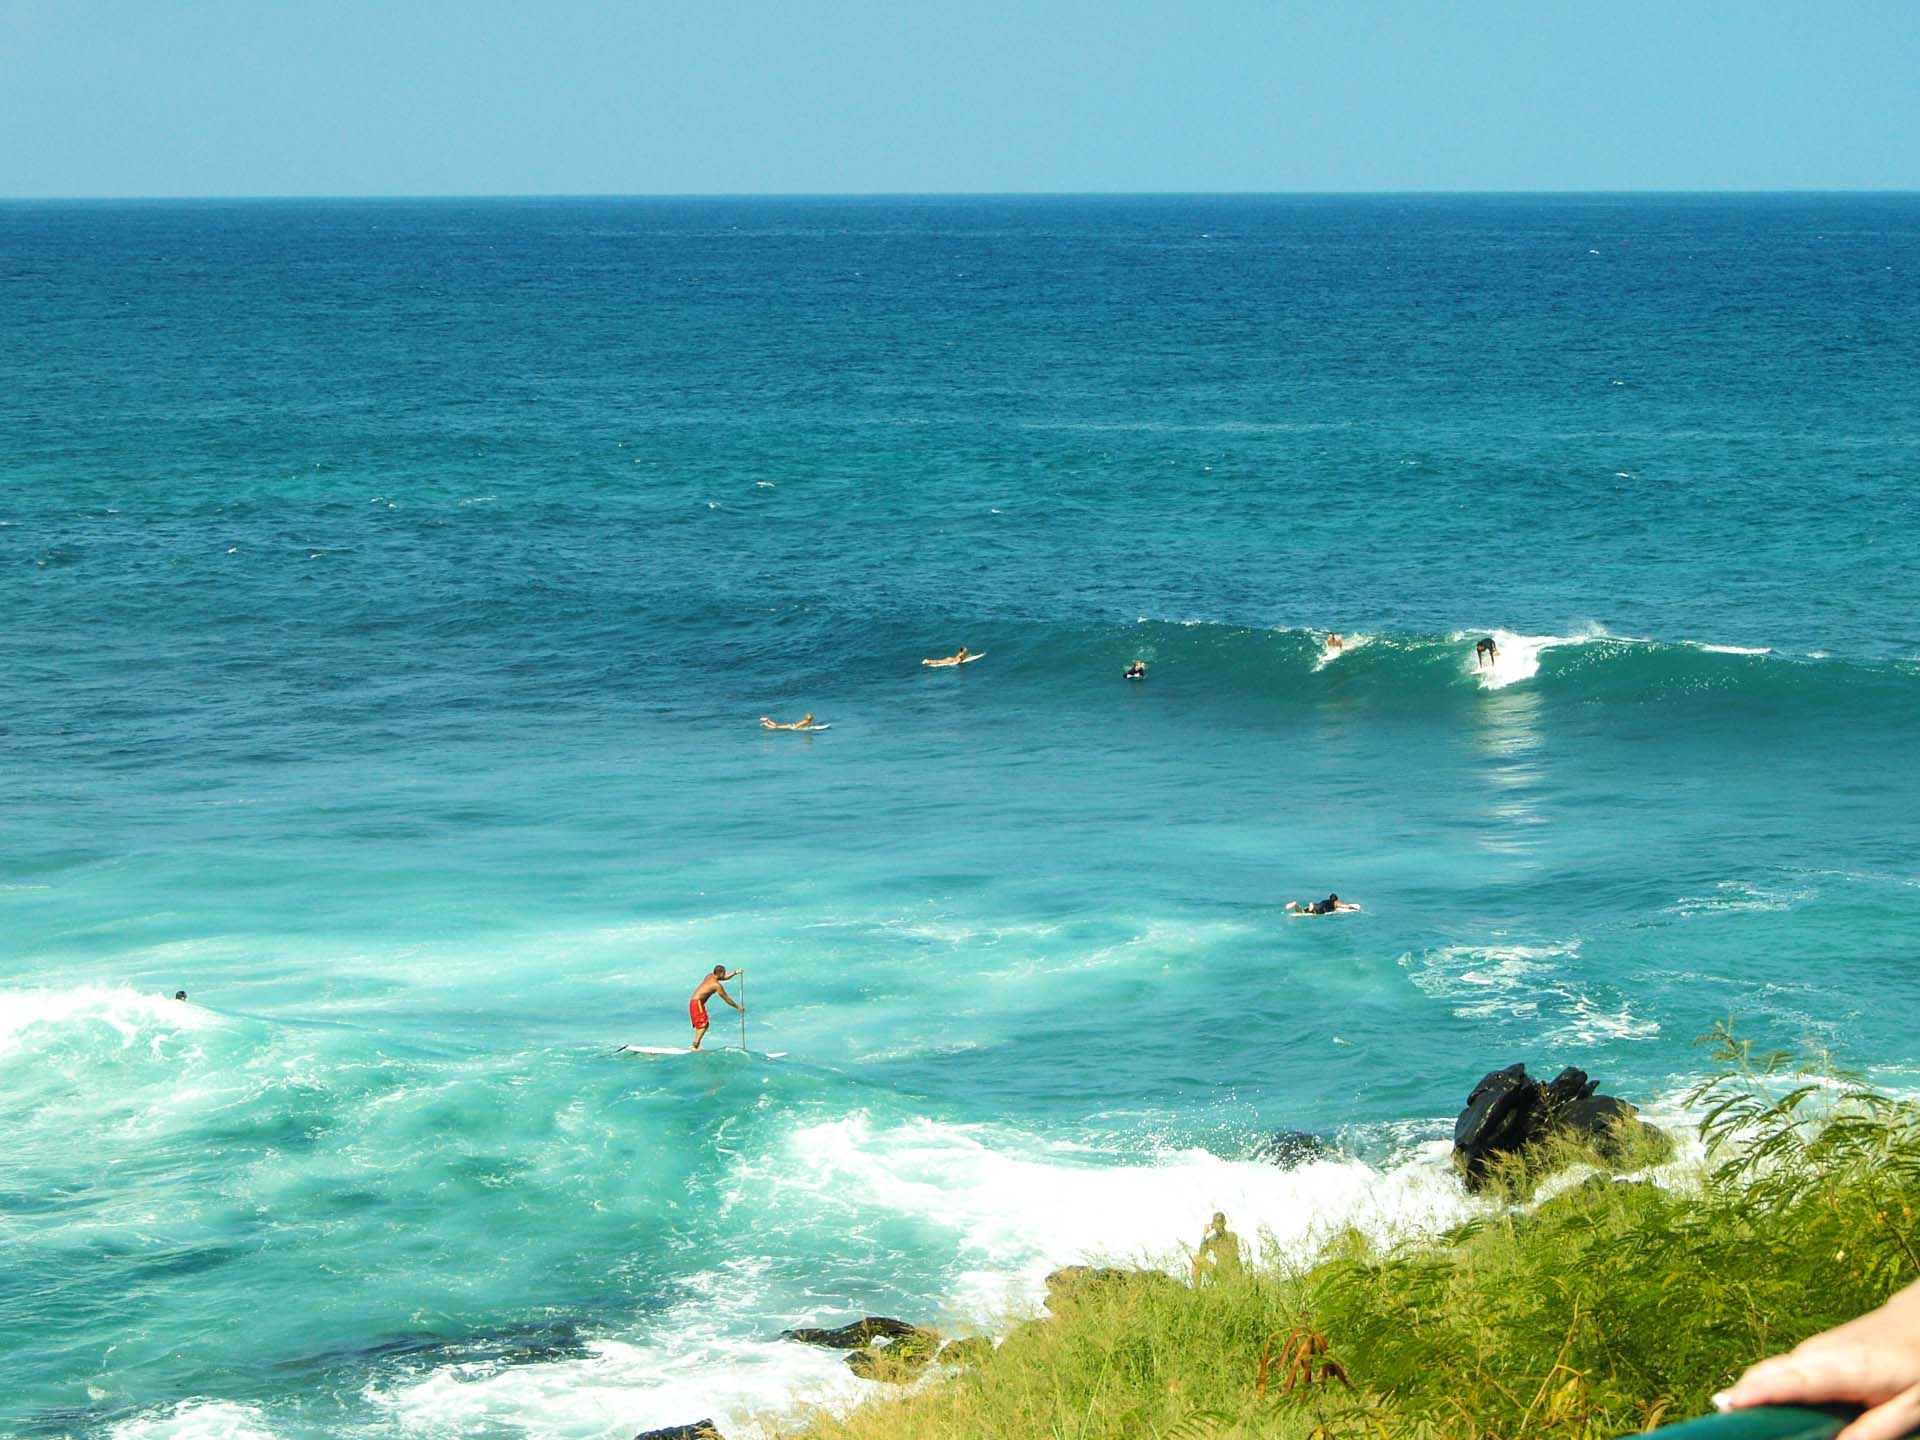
[689,997,709,1030]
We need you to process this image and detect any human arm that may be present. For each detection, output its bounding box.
[1717,1282,1920,1440]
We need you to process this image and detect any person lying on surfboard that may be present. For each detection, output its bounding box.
[922,646,972,667]
[1326,633,1343,651]
[1124,660,1147,679]
[1287,893,1360,915]
[760,713,817,730]
[689,965,743,1050]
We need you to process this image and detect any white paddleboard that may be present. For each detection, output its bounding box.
[618,1046,789,1058]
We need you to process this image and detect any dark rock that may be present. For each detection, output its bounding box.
[1252,1131,1329,1168]
[1544,1066,1599,1107]
[1451,1063,1668,1191]
[937,1335,994,1369]
[1044,1265,1181,1309]
[634,1422,722,1440]
[844,1326,941,1381]
[1453,1064,1544,1182]
[780,1316,919,1349]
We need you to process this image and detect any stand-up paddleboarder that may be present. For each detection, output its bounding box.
[689,966,743,1050]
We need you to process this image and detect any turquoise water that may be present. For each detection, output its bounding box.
[4,195,1919,1438]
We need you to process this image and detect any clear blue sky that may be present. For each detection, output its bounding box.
[2,0,1915,197]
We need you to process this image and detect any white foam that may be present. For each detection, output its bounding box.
[1460,629,1601,690]
[109,1401,281,1440]
[727,1114,1476,1325]
[1670,880,1813,917]
[1312,633,1371,670]
[1542,994,1661,1045]
[0,984,216,1056]
[1687,641,1772,656]
[1403,941,1656,1042]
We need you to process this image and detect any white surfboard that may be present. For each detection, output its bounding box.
[923,654,986,667]
[618,1046,789,1058]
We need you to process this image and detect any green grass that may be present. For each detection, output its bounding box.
[787,1025,1920,1440]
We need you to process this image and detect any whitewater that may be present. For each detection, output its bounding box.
[4,194,1920,1439]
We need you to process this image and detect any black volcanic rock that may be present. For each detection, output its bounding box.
[1451,1063,1665,1190]
[780,1316,919,1349]
[1252,1130,1329,1168]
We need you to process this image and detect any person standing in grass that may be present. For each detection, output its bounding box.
[1192,1212,1242,1284]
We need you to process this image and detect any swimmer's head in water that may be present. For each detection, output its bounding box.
[174,990,187,1001]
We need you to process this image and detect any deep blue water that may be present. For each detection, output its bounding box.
[4,195,1918,1439]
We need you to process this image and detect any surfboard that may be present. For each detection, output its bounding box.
[1288,906,1362,917]
[618,1045,789,1058]
[923,654,986,667]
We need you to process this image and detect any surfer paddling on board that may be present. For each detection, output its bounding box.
[689,966,743,1049]
[1124,660,1146,680]
[1287,893,1360,916]
[1326,633,1343,652]
[922,646,972,667]
[1475,637,1499,668]
[760,713,817,730]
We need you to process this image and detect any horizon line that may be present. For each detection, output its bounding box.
[4,187,1919,204]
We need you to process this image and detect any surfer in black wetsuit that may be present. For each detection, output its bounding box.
[1475,637,1498,667]
[1124,660,1146,680]
[1287,893,1359,915]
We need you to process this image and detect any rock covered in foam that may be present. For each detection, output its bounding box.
[1450,1063,1668,1190]
[779,1316,920,1349]
[781,1315,944,1383]
[1251,1130,1330,1168]
[633,1422,723,1440]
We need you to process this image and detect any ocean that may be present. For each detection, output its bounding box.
[4,193,1918,1439]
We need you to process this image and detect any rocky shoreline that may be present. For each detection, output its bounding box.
[636,1059,1671,1440]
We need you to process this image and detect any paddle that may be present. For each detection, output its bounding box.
[740,968,747,1052]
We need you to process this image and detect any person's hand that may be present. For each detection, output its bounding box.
[1718,1286,1920,1440]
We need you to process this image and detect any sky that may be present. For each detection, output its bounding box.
[1,0,1916,197]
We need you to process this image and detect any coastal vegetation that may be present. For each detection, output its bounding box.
[789,1026,1920,1440]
